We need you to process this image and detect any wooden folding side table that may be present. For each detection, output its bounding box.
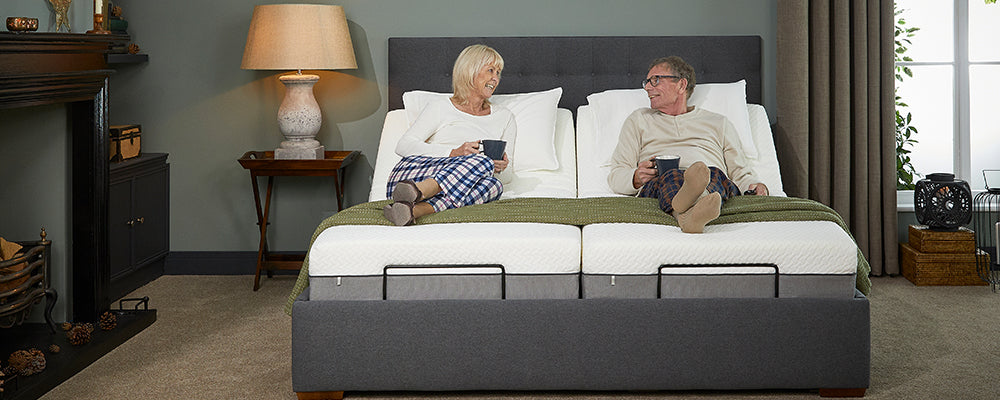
[238,150,360,290]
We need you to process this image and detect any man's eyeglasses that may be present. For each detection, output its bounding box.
[642,75,683,88]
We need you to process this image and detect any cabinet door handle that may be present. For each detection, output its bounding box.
[126,217,145,226]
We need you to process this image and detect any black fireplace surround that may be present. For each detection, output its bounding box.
[1,32,123,321]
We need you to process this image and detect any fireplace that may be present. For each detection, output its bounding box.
[1,32,158,399]
[1,32,121,321]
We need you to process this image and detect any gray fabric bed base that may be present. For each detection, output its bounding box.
[582,273,857,299]
[308,273,856,300]
[310,274,579,300]
[291,292,870,393]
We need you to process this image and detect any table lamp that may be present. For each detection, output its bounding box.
[241,4,357,159]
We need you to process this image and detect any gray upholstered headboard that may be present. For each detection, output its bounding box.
[387,36,761,111]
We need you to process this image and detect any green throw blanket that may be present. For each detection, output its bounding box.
[285,196,872,315]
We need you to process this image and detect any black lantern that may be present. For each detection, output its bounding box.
[914,173,972,231]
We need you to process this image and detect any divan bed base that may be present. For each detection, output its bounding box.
[310,271,857,300]
[291,292,869,397]
[310,273,579,300]
[582,272,858,299]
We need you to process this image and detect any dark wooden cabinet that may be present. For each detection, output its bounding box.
[108,153,169,301]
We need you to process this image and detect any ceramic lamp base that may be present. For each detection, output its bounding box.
[275,144,324,160]
[275,73,324,159]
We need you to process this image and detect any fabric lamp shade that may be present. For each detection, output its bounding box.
[241,4,357,71]
[240,4,357,159]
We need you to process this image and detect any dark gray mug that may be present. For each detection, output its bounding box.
[654,155,680,175]
[481,139,506,160]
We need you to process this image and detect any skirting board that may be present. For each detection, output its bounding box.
[165,251,299,275]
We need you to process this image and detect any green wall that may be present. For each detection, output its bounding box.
[113,0,778,252]
[1,0,778,320]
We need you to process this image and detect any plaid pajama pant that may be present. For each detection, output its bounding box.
[639,166,741,213]
[387,154,502,212]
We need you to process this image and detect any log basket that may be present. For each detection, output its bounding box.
[0,228,57,332]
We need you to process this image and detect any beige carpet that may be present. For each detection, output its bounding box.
[39,275,1000,400]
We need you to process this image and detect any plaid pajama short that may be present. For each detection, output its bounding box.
[639,166,741,213]
[387,154,502,212]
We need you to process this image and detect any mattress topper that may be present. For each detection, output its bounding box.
[309,222,581,276]
[582,221,858,275]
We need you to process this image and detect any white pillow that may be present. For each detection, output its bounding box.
[585,80,757,166]
[747,104,786,196]
[401,87,563,172]
[688,80,757,160]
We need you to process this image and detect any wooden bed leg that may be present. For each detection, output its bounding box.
[819,388,867,397]
[297,391,344,400]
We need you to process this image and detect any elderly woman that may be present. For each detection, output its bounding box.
[383,44,517,226]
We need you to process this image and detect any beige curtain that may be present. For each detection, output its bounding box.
[775,0,898,276]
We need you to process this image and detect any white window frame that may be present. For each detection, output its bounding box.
[896,0,1000,211]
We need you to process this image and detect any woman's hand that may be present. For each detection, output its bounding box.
[449,141,482,157]
[493,153,509,173]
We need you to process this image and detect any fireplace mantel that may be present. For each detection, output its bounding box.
[0,32,127,108]
[1,32,129,321]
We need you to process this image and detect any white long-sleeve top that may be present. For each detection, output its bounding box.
[396,98,517,183]
[607,107,760,195]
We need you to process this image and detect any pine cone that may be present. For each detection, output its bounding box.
[60,322,73,331]
[79,323,94,334]
[67,325,92,346]
[8,350,29,375]
[6,349,43,376]
[48,344,61,354]
[127,43,140,55]
[22,349,45,376]
[99,311,117,331]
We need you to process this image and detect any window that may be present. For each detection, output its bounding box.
[895,0,1000,194]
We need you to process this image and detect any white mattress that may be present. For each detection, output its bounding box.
[309,222,581,277]
[581,221,858,275]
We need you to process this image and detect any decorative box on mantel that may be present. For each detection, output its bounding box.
[900,225,987,286]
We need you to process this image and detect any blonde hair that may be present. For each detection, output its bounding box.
[451,44,504,106]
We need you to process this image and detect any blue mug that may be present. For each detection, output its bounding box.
[653,155,680,175]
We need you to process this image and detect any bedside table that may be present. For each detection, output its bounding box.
[238,150,360,290]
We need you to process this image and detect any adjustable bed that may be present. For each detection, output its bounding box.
[289,36,871,399]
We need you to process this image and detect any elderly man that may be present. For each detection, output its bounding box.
[607,56,768,233]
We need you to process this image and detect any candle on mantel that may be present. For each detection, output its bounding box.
[95,0,103,15]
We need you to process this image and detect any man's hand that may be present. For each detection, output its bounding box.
[746,182,769,196]
[632,159,658,189]
[449,141,482,157]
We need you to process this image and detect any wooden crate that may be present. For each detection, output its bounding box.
[899,243,988,286]
[908,225,975,253]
